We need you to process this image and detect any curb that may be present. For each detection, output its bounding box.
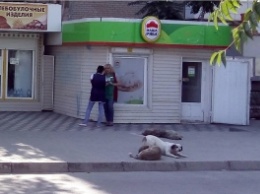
[1,161,260,174]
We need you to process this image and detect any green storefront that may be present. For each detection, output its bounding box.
[49,17,237,124]
[62,18,230,49]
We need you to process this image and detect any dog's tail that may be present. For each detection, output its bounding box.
[128,152,139,160]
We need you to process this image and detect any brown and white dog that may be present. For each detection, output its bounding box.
[142,135,186,159]
[129,145,162,160]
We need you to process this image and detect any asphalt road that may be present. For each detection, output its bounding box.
[0,171,259,194]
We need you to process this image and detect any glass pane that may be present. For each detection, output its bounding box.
[7,50,33,98]
[182,62,202,102]
[113,57,145,104]
[0,50,2,98]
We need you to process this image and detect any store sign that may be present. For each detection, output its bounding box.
[141,16,161,43]
[0,2,47,31]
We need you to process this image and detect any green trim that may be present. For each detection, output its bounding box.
[62,19,231,47]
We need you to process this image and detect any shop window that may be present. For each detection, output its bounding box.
[7,50,33,98]
[113,56,147,105]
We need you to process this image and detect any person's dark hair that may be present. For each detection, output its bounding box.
[96,65,104,73]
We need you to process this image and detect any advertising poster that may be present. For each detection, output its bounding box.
[0,2,47,30]
[113,57,145,104]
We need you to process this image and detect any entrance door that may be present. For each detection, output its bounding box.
[181,61,204,122]
[212,59,251,125]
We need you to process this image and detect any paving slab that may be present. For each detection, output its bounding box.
[0,112,259,173]
[0,130,259,173]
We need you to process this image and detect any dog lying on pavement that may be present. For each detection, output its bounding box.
[129,145,162,160]
[142,135,186,159]
[142,129,183,140]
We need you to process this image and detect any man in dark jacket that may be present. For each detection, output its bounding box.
[79,65,106,127]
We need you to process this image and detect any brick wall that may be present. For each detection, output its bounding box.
[64,1,144,20]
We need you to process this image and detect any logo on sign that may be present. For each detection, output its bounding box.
[141,16,161,43]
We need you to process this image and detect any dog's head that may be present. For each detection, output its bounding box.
[171,143,183,153]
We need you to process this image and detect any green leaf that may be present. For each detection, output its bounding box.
[227,0,238,14]
[216,51,223,66]
[218,13,228,25]
[221,1,233,21]
[208,12,214,23]
[254,2,260,16]
[213,11,219,30]
[232,27,239,38]
[234,39,241,51]
[240,28,249,42]
[210,52,218,65]
[244,9,252,21]
[232,26,239,34]
[221,51,227,67]
[249,11,258,28]
[243,21,253,39]
[233,28,244,52]
[231,0,241,8]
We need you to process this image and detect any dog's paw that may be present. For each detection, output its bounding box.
[129,152,136,159]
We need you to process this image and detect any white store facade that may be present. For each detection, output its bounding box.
[46,18,253,125]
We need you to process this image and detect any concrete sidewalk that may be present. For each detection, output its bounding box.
[0,112,259,173]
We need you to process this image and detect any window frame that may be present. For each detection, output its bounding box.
[5,49,35,100]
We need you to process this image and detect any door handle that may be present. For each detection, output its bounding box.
[182,78,190,82]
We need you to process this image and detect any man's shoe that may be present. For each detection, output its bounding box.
[79,123,87,127]
[106,122,114,126]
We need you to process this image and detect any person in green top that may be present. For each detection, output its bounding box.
[104,64,119,126]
